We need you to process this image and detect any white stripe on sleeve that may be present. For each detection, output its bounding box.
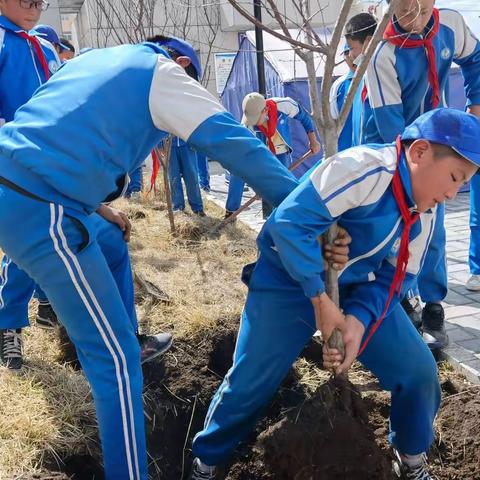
[148,55,225,141]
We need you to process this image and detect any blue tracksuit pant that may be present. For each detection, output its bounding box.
[125,165,143,197]
[225,153,290,212]
[0,258,48,328]
[192,256,441,466]
[0,215,138,332]
[0,184,146,479]
[169,143,204,212]
[197,152,210,190]
[414,202,448,303]
[469,175,480,275]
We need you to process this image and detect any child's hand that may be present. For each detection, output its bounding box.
[323,315,365,375]
[311,293,346,342]
[322,226,352,271]
[96,204,132,242]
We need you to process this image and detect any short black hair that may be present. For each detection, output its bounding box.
[60,37,75,53]
[345,13,378,44]
[146,34,198,80]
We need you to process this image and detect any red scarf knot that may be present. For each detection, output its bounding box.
[257,99,279,154]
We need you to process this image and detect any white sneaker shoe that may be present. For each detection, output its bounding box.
[466,274,480,291]
[393,451,431,480]
[189,458,216,480]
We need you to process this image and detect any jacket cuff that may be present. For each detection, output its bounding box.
[300,276,325,298]
[342,303,374,330]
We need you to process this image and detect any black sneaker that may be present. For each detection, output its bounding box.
[194,211,206,217]
[36,302,59,329]
[422,302,449,351]
[189,458,216,480]
[400,297,422,330]
[137,332,173,364]
[0,328,23,372]
[392,450,431,480]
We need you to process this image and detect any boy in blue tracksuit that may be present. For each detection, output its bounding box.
[354,0,480,349]
[329,13,377,152]
[0,42,306,478]
[190,109,480,480]
[0,2,61,369]
[224,93,321,217]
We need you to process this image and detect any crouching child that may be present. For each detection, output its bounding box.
[190,108,480,480]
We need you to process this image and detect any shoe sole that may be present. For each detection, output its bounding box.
[141,337,173,365]
[465,285,480,292]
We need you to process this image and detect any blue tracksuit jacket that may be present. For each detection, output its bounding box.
[0,43,297,213]
[361,8,480,144]
[262,144,437,329]
[0,15,60,124]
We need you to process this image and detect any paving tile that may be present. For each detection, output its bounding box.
[457,338,480,353]
[447,327,478,343]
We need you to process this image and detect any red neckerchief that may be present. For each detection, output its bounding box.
[150,149,160,193]
[383,8,440,108]
[358,137,419,355]
[257,99,278,154]
[16,31,51,81]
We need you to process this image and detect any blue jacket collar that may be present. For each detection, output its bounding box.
[398,147,416,209]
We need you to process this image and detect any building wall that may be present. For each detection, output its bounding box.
[34,0,62,32]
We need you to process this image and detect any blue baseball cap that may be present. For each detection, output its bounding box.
[34,24,70,51]
[402,108,480,168]
[155,36,202,80]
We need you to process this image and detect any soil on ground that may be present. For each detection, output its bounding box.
[51,314,480,480]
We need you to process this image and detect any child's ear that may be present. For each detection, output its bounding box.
[408,139,432,165]
[175,56,192,69]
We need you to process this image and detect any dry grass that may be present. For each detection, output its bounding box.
[0,183,257,477]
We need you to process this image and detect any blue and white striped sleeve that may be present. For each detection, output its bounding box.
[148,55,298,208]
[274,96,315,133]
[365,42,405,142]
[268,147,396,298]
[440,9,480,107]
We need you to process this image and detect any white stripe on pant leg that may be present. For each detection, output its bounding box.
[48,204,138,480]
[0,256,12,309]
[55,206,140,479]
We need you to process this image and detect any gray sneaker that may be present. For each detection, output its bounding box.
[393,450,431,480]
[0,328,23,372]
[137,332,173,364]
[189,458,216,480]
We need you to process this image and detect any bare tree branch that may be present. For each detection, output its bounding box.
[227,0,328,54]
[320,0,354,140]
